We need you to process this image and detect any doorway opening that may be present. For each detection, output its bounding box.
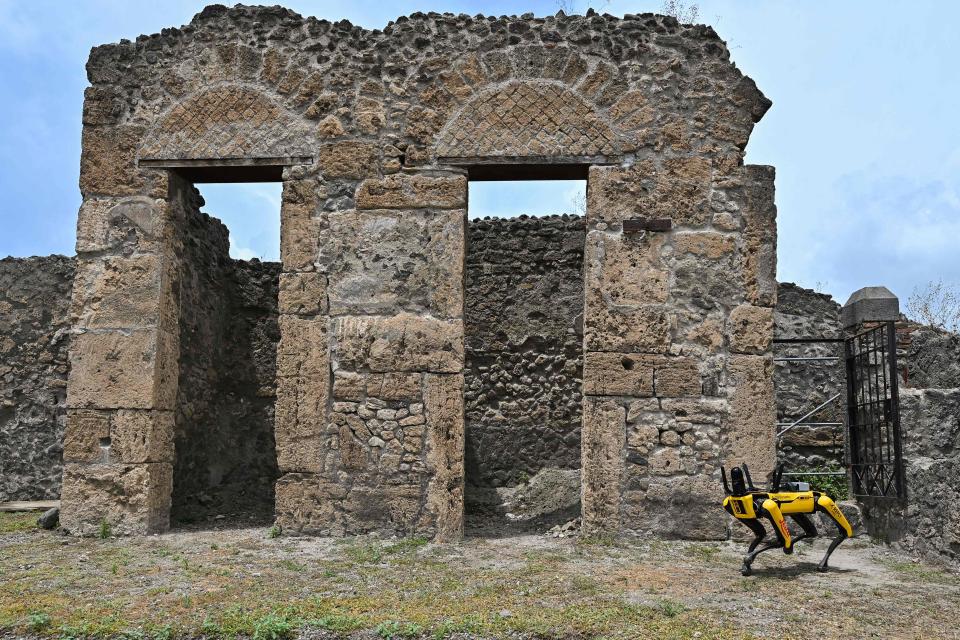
[464,175,586,536]
[168,178,282,528]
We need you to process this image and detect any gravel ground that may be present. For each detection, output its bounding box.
[1,511,958,640]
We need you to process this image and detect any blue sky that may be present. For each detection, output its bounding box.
[1,1,957,304]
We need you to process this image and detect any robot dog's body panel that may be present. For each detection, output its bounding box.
[722,464,852,575]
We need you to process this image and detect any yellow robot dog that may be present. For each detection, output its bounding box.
[721,464,852,576]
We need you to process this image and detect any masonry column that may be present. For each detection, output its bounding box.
[60,113,183,534]
[274,168,466,540]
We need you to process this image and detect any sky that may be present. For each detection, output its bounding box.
[1,0,958,305]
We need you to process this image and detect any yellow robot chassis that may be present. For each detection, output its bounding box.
[722,464,853,576]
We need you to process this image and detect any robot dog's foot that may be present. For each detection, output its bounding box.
[740,561,753,577]
[817,533,848,572]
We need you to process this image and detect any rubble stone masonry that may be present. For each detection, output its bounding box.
[0,256,74,502]
[52,4,779,537]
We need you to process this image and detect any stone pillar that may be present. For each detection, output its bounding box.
[581,161,777,539]
[60,155,184,535]
[274,170,467,540]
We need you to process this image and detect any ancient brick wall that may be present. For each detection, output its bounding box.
[63,5,777,538]
[465,215,584,489]
[171,188,280,524]
[0,256,74,502]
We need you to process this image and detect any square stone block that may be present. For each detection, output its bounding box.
[277,315,328,378]
[67,328,178,410]
[79,124,147,197]
[355,173,466,210]
[331,313,463,373]
[279,272,328,315]
[587,158,712,227]
[325,209,464,318]
[72,254,175,330]
[111,410,175,463]
[280,201,322,272]
[585,230,668,306]
[728,304,773,355]
[63,409,111,463]
[60,462,172,535]
[654,358,702,397]
[583,351,654,397]
[75,196,169,255]
[317,141,380,179]
[584,289,671,354]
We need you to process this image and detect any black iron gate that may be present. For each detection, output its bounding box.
[844,321,905,499]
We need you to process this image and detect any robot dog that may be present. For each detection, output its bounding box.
[721,463,852,576]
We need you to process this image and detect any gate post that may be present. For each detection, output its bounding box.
[841,286,906,540]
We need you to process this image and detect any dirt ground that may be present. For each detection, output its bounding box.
[1,511,959,640]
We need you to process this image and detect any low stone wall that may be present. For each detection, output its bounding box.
[860,388,960,565]
[904,324,960,389]
[0,255,75,502]
[171,190,281,523]
[464,215,584,490]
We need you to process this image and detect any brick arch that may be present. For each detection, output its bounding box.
[140,85,314,160]
[435,80,621,161]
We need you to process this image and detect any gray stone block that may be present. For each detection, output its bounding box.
[841,286,899,328]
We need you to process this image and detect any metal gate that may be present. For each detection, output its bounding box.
[844,321,905,499]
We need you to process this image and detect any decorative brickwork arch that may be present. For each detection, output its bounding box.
[140,85,314,161]
[436,80,621,160]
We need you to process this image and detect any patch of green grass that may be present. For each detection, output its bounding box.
[26,611,51,631]
[375,620,425,639]
[308,612,366,633]
[345,540,384,564]
[656,600,688,618]
[252,613,294,640]
[278,558,305,572]
[689,544,721,563]
[577,532,617,547]
[98,519,112,539]
[0,512,36,534]
[384,536,429,555]
[267,524,282,539]
[881,559,959,585]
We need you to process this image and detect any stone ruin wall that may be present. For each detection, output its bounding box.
[465,215,584,491]
[40,4,784,538]
[0,256,74,502]
[773,283,845,470]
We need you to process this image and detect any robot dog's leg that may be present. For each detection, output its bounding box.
[789,513,819,547]
[741,541,783,577]
[741,517,766,554]
[814,495,853,572]
[741,501,791,577]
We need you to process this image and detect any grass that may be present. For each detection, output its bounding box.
[2,515,957,640]
[0,512,36,534]
[0,528,748,640]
